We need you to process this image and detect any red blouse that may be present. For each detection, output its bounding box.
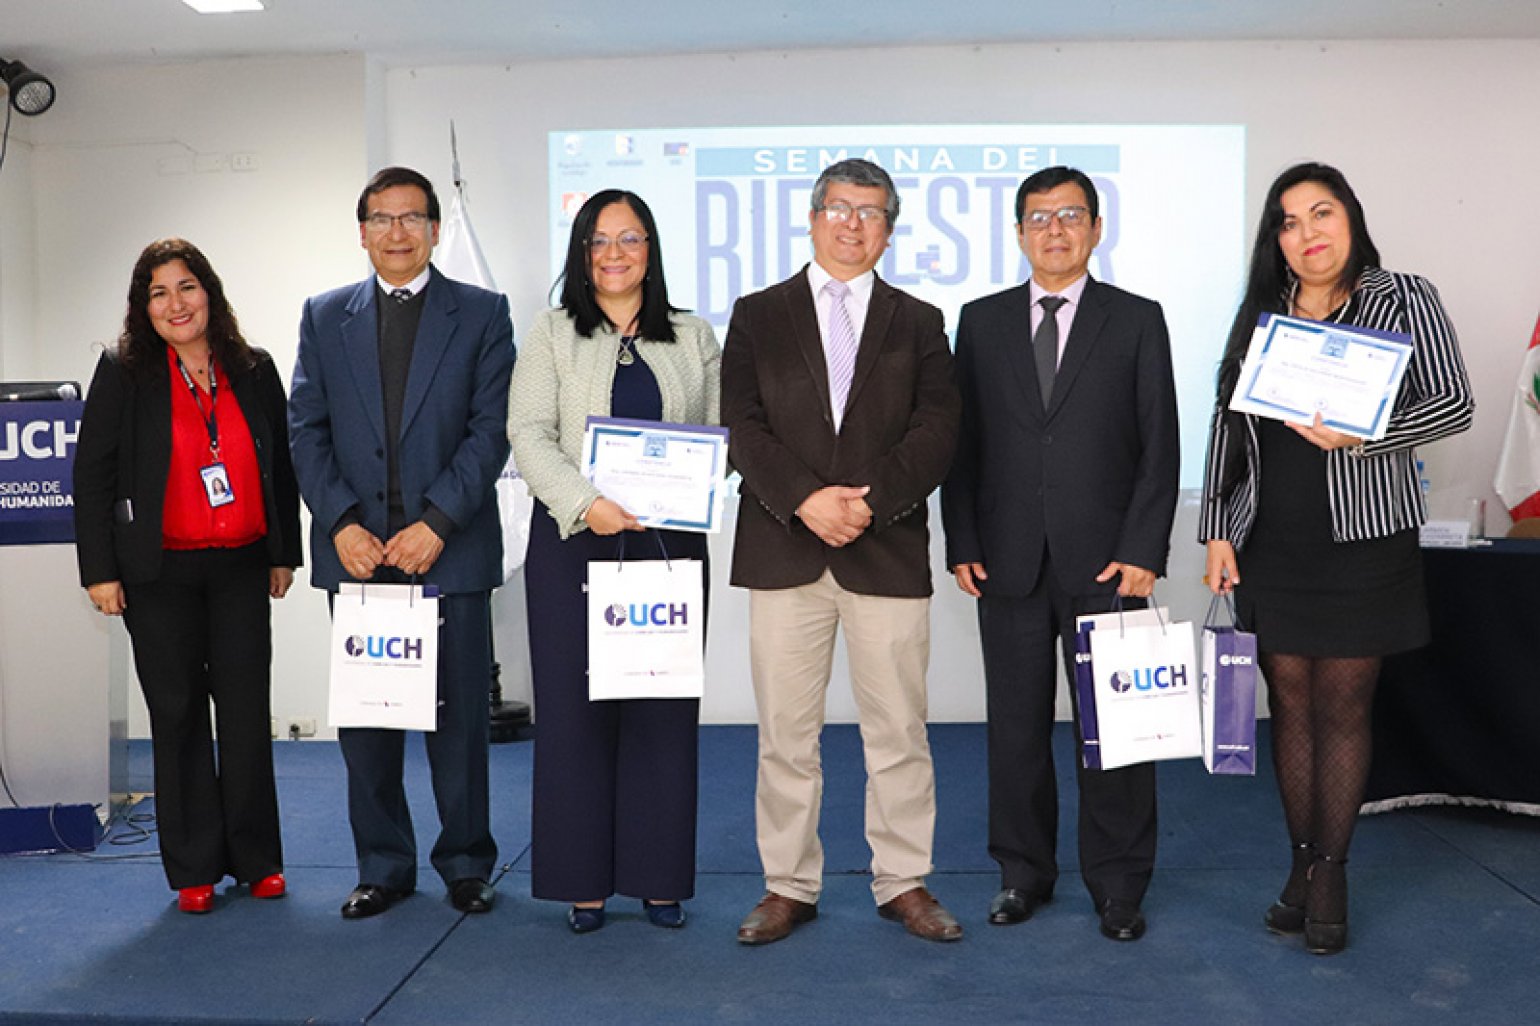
[161,347,268,550]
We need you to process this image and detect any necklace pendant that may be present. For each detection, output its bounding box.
[616,340,635,366]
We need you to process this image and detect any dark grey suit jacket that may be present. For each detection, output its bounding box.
[941,277,1179,597]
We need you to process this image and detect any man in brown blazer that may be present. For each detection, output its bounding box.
[722,159,961,945]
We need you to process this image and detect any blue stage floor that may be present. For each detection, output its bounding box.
[1,724,1537,1024]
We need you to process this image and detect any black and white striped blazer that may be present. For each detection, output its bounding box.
[1199,267,1474,547]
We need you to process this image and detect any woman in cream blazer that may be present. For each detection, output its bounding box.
[508,189,719,934]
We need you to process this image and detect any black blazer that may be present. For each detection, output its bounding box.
[941,277,1179,597]
[722,267,960,598]
[74,347,303,586]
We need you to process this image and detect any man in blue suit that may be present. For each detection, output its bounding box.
[289,166,515,919]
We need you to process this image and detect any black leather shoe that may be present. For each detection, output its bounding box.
[988,888,1047,925]
[1099,899,1146,941]
[1305,918,1348,955]
[340,884,411,920]
[1264,900,1306,934]
[450,878,495,914]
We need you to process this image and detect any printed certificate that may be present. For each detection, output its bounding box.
[581,416,731,533]
[1228,314,1413,440]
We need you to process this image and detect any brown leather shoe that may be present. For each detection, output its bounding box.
[736,892,817,945]
[878,886,963,942]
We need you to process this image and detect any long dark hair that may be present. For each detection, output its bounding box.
[117,238,255,376]
[555,190,678,341]
[1213,163,1381,493]
[1217,163,1380,406]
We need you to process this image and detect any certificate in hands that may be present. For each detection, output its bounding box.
[582,416,731,533]
[1228,314,1413,441]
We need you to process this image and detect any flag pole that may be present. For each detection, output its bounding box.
[444,119,531,741]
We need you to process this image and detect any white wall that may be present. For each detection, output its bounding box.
[0,118,38,380]
[3,39,1537,737]
[17,55,373,737]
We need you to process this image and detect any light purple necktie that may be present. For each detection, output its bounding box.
[823,278,859,423]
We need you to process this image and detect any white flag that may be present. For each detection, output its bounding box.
[1493,314,1540,523]
[435,180,531,580]
[436,188,496,291]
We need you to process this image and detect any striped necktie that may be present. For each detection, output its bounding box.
[823,278,859,425]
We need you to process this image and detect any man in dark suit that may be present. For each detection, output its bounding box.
[723,159,962,945]
[289,166,514,919]
[941,166,1179,941]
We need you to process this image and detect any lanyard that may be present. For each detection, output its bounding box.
[174,354,220,457]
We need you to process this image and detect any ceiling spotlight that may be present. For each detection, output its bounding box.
[0,59,54,117]
[182,0,266,11]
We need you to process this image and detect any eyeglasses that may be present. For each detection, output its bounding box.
[588,231,648,253]
[1021,206,1092,231]
[819,202,888,226]
[364,212,431,233]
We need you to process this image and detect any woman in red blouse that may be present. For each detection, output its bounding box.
[74,239,302,914]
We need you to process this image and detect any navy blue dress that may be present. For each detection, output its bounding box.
[524,344,707,901]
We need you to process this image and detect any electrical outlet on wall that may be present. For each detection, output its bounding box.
[283,718,317,740]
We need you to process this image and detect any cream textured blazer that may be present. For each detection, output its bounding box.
[507,308,721,539]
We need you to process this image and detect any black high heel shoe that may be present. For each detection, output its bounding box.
[1304,853,1349,955]
[1264,841,1313,935]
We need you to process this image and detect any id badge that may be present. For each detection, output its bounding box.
[200,463,235,507]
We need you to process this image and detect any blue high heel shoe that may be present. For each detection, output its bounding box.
[567,904,606,934]
[643,900,686,929]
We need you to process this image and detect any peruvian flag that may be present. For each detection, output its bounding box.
[1494,313,1540,522]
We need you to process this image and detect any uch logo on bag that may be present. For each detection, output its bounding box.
[1108,664,1190,694]
[602,601,690,629]
[343,634,425,662]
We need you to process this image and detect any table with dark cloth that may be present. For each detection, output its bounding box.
[1365,539,1540,814]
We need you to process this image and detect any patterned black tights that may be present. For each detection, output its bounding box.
[1261,652,1381,924]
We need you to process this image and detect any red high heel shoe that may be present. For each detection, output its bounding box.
[251,873,286,899]
[178,885,214,914]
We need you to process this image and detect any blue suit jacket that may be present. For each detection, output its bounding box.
[288,265,514,594]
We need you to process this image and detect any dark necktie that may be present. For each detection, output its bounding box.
[390,288,412,305]
[1034,295,1067,409]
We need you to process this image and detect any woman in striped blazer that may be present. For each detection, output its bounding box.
[1199,163,1473,955]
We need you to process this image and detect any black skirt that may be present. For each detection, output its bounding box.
[1235,419,1428,657]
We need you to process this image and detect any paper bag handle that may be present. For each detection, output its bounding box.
[614,531,673,570]
[1203,591,1247,631]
